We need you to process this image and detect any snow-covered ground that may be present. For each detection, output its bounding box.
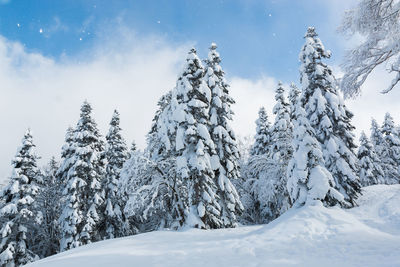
[28,185,400,267]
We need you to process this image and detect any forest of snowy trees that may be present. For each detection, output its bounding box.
[1,24,400,266]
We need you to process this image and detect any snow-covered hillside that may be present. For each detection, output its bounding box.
[27,185,400,267]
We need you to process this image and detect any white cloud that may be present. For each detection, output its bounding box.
[0,31,190,181]
[229,76,277,138]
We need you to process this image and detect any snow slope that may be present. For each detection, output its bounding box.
[28,185,400,267]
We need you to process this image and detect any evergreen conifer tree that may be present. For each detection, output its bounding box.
[173,48,221,229]
[0,130,41,266]
[250,107,271,156]
[270,82,293,162]
[33,157,63,258]
[381,113,400,184]
[357,132,385,186]
[242,83,292,224]
[59,101,106,251]
[204,43,243,227]
[299,27,361,207]
[287,103,344,206]
[104,110,129,239]
[288,83,301,121]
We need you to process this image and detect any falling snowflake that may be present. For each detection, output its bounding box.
[39,28,43,34]
[79,37,83,41]
[17,23,20,28]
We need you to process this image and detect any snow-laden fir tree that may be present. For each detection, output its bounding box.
[250,107,271,156]
[357,132,385,186]
[204,43,243,227]
[370,118,385,152]
[370,118,396,185]
[129,141,137,155]
[121,90,184,232]
[287,101,344,207]
[59,101,106,251]
[56,127,75,182]
[299,27,361,207]
[32,157,63,258]
[119,150,170,232]
[240,83,293,224]
[173,48,221,229]
[270,82,293,162]
[381,113,400,184]
[147,91,173,162]
[241,153,290,224]
[0,130,41,266]
[104,110,130,239]
[288,82,301,121]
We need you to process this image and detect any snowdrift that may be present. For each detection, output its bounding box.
[27,185,400,267]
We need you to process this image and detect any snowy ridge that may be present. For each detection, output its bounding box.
[27,185,400,267]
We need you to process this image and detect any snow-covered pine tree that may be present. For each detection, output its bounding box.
[56,127,75,182]
[121,90,183,232]
[288,82,301,121]
[129,141,137,154]
[250,107,271,156]
[119,150,169,232]
[173,48,221,229]
[240,83,293,224]
[32,157,62,258]
[0,130,41,266]
[370,118,395,185]
[270,81,293,162]
[299,27,361,207]
[204,43,243,227]
[59,101,106,251]
[287,102,344,207]
[357,132,385,186]
[147,91,174,162]
[381,112,400,184]
[104,110,129,239]
[370,118,385,152]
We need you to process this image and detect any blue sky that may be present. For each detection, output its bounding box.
[0,0,349,81]
[2,0,400,180]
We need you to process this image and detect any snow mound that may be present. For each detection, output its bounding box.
[27,185,400,267]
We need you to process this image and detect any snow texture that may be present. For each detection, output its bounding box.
[27,184,400,267]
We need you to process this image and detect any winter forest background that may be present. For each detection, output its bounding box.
[1,0,400,266]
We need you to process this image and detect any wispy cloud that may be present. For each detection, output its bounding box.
[0,28,189,181]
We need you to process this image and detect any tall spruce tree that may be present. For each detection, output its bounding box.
[381,113,400,184]
[204,43,243,227]
[0,130,41,266]
[287,102,344,207]
[59,101,106,251]
[270,82,293,162]
[33,157,63,258]
[173,48,221,229]
[250,107,271,156]
[288,82,301,121]
[370,119,385,153]
[122,90,184,231]
[299,27,361,207]
[370,118,396,184]
[242,83,293,224]
[104,110,129,238]
[357,132,385,186]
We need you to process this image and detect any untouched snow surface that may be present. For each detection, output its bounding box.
[28,185,400,267]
